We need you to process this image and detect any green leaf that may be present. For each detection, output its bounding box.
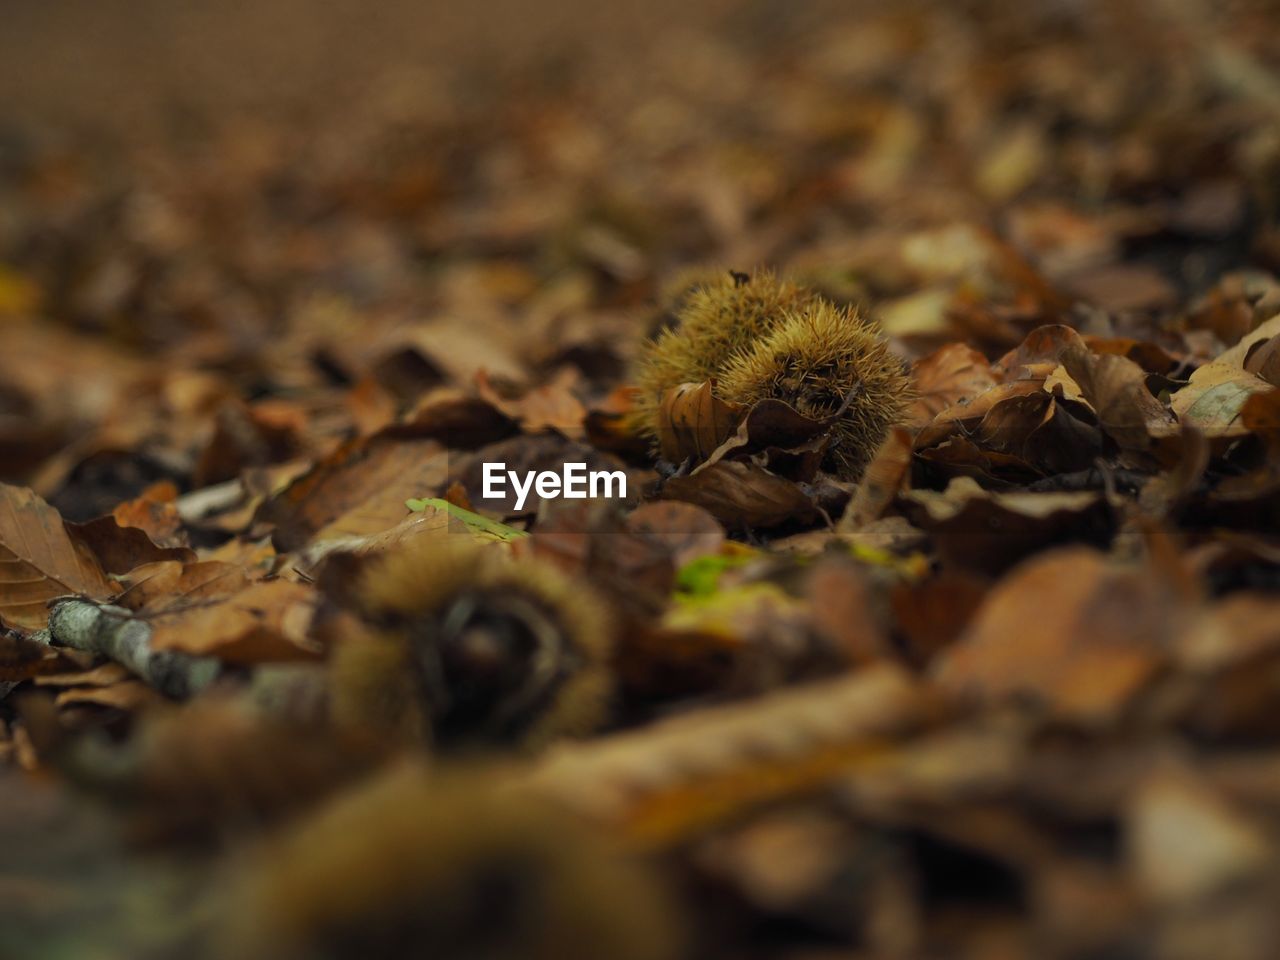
[404,498,528,541]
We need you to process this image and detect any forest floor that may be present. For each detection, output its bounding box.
[2,1,1280,958]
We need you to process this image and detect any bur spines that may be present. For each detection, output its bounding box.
[632,268,819,437]
[222,765,681,960]
[717,301,913,479]
[331,541,615,750]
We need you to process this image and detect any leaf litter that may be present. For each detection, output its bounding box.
[1,1,1280,958]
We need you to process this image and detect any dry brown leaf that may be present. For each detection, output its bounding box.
[995,324,1090,377]
[0,484,113,630]
[1060,343,1178,454]
[1171,314,1280,438]
[65,515,195,576]
[656,381,745,463]
[1243,335,1280,387]
[936,547,1179,724]
[840,427,912,530]
[110,484,185,547]
[905,478,1111,575]
[143,578,319,661]
[476,367,587,438]
[624,502,726,569]
[1170,365,1274,438]
[662,460,819,529]
[256,437,450,551]
[520,663,937,842]
[114,560,251,612]
[909,343,1000,426]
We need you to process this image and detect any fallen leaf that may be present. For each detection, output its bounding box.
[142,578,319,661]
[0,484,113,629]
[114,560,251,612]
[1127,771,1270,905]
[936,547,1178,724]
[662,460,820,529]
[656,381,745,463]
[905,478,1112,575]
[256,436,450,551]
[909,343,1000,426]
[840,428,912,530]
[64,515,195,576]
[624,502,726,568]
[476,367,587,438]
[1060,343,1178,454]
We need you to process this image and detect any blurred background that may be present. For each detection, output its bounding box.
[3,4,1280,960]
[2,0,1278,508]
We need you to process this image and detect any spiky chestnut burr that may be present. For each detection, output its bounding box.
[219,765,682,960]
[717,301,913,480]
[631,268,819,438]
[329,541,615,751]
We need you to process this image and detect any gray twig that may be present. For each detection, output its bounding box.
[47,598,223,699]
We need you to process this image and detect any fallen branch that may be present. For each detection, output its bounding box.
[46,598,223,699]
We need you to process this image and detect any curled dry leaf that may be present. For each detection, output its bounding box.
[0,484,113,630]
[110,484,185,548]
[995,324,1088,377]
[699,398,834,474]
[916,378,1102,484]
[908,342,1000,427]
[1059,343,1178,456]
[1170,313,1280,439]
[64,515,195,576]
[475,367,588,438]
[657,395,851,528]
[840,427,913,531]
[905,477,1112,575]
[656,381,745,463]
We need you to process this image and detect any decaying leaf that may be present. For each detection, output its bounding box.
[662,460,820,529]
[140,578,320,661]
[936,547,1182,724]
[656,381,745,463]
[0,484,113,629]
